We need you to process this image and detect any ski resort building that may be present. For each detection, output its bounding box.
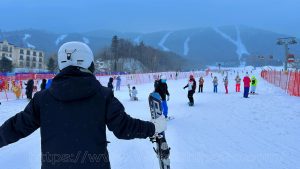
[0,40,45,70]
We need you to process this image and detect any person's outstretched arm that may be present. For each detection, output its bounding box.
[105,91,155,140]
[0,94,41,148]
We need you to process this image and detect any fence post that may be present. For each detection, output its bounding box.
[279,71,282,88]
[293,72,297,96]
[286,71,290,94]
[298,71,300,96]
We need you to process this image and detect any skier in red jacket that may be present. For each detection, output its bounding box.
[243,73,251,98]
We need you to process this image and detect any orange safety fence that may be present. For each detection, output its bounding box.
[261,70,300,96]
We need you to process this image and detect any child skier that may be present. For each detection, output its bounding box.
[250,76,258,94]
[223,76,229,94]
[235,75,241,92]
[213,76,218,93]
[198,76,204,93]
[130,86,138,101]
[183,75,196,106]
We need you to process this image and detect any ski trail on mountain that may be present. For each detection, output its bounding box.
[214,26,250,62]
[23,34,36,49]
[55,34,68,45]
[183,37,191,56]
[134,36,141,44]
[82,37,89,44]
[158,32,173,51]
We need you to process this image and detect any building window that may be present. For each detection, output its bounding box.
[26,56,30,61]
[26,62,30,67]
[20,55,24,60]
[39,64,42,69]
[20,49,24,54]
[19,61,24,67]
[2,53,5,57]
[9,54,12,57]
[39,58,43,62]
[26,50,30,55]
[32,63,36,68]
[9,47,12,52]
[32,57,36,62]
[39,52,43,57]
[2,45,8,52]
[33,51,37,56]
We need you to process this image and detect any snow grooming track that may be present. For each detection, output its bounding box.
[1,69,300,169]
[214,26,250,64]
[55,34,68,45]
[82,37,90,44]
[23,34,36,49]
[183,37,190,56]
[158,32,173,51]
[134,35,142,44]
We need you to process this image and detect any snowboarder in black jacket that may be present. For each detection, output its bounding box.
[25,79,34,99]
[183,75,197,106]
[0,42,166,169]
[154,75,170,118]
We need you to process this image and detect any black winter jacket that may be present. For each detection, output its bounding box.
[25,79,34,92]
[107,77,114,91]
[154,80,170,101]
[0,66,155,169]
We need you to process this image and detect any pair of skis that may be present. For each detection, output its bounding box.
[148,92,171,169]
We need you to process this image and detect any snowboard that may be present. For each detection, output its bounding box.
[148,92,171,169]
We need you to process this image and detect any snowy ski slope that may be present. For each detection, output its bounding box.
[0,70,300,169]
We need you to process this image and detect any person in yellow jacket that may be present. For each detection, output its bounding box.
[12,82,22,99]
[250,76,258,94]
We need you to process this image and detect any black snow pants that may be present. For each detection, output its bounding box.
[199,85,203,93]
[188,90,195,103]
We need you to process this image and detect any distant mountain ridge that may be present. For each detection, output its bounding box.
[0,26,299,67]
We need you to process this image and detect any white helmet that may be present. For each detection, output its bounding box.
[160,75,167,80]
[58,41,94,70]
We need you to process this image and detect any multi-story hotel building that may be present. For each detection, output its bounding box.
[0,40,45,69]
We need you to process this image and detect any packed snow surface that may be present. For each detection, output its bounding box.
[0,70,300,169]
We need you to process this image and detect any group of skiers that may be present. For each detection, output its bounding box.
[0,78,53,100]
[24,78,52,100]
[106,71,258,109]
[179,72,258,106]
[107,75,122,92]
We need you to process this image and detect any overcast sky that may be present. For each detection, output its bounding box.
[0,0,299,36]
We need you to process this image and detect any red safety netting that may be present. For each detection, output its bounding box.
[261,70,300,97]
